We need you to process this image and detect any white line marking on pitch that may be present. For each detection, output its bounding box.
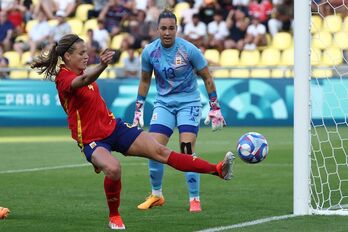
[196,214,298,232]
[0,162,147,174]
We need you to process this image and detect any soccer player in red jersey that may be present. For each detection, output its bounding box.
[31,34,234,230]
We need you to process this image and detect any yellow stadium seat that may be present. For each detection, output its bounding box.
[10,69,29,79]
[15,34,28,43]
[311,15,322,33]
[239,50,260,66]
[29,70,45,79]
[311,48,322,66]
[220,49,239,67]
[213,69,230,78]
[272,32,292,50]
[67,19,83,35]
[280,48,294,66]
[271,68,292,78]
[322,15,342,33]
[4,51,21,67]
[20,51,32,66]
[83,19,98,34]
[312,31,332,49]
[110,33,126,50]
[204,49,220,65]
[250,69,271,78]
[260,48,281,66]
[342,16,348,31]
[174,2,190,21]
[333,31,348,50]
[312,68,333,78]
[321,47,342,66]
[230,69,250,78]
[25,19,38,32]
[75,4,94,22]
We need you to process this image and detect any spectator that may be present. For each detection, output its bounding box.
[145,0,160,24]
[218,0,234,18]
[198,0,220,25]
[180,0,198,27]
[51,10,71,42]
[183,13,207,48]
[98,0,130,37]
[243,15,267,50]
[0,10,14,51]
[268,0,293,36]
[207,10,229,52]
[0,46,9,79]
[122,48,140,78]
[88,0,109,19]
[225,7,250,50]
[13,13,51,62]
[86,28,101,65]
[4,0,26,36]
[93,19,110,50]
[248,0,272,26]
[232,0,250,7]
[33,0,76,20]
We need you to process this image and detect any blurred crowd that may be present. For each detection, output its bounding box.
[0,0,297,79]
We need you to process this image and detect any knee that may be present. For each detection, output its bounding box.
[104,162,121,180]
[154,144,171,163]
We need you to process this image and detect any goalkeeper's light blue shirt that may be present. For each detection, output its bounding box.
[141,37,208,105]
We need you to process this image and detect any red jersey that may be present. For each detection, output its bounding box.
[55,65,116,146]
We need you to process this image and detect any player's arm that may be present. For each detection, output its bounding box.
[197,66,226,131]
[197,66,216,95]
[132,70,152,127]
[71,49,115,90]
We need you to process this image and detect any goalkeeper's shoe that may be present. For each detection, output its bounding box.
[216,151,235,180]
[137,195,165,210]
[108,215,125,230]
[0,207,10,219]
[189,199,202,213]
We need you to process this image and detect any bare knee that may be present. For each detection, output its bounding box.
[153,144,171,163]
[103,162,121,180]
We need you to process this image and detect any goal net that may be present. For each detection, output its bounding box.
[309,0,348,215]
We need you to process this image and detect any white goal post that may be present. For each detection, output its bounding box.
[294,0,348,216]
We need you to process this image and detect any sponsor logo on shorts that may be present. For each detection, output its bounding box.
[152,113,158,121]
[89,141,97,149]
[124,122,135,128]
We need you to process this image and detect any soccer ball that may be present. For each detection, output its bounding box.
[236,132,268,164]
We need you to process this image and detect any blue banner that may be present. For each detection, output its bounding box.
[0,78,347,126]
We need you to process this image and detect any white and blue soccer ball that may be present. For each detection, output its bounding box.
[236,132,268,164]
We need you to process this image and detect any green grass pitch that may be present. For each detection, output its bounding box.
[0,127,348,232]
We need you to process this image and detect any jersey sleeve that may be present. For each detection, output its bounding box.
[141,47,153,73]
[189,45,208,72]
[57,71,77,95]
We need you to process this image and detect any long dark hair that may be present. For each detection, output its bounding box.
[31,34,83,81]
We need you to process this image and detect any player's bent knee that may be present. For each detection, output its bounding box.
[104,163,121,180]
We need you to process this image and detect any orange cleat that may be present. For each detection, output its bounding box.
[189,199,202,213]
[108,215,125,230]
[0,207,10,219]
[137,195,165,210]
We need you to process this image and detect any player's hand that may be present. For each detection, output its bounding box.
[132,100,144,127]
[100,48,115,65]
[204,99,226,131]
[0,207,10,219]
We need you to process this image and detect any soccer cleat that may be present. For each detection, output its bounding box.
[108,215,125,230]
[137,195,165,210]
[0,207,10,219]
[216,151,235,180]
[189,199,202,213]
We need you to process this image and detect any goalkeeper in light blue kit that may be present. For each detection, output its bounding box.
[132,9,229,213]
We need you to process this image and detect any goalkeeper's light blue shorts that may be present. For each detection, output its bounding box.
[81,118,143,162]
[149,101,201,137]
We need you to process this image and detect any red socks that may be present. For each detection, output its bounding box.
[104,176,121,217]
[167,151,217,174]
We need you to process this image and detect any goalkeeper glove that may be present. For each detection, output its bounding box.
[132,97,145,128]
[204,93,226,131]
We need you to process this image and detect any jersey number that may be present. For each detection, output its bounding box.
[162,67,176,79]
